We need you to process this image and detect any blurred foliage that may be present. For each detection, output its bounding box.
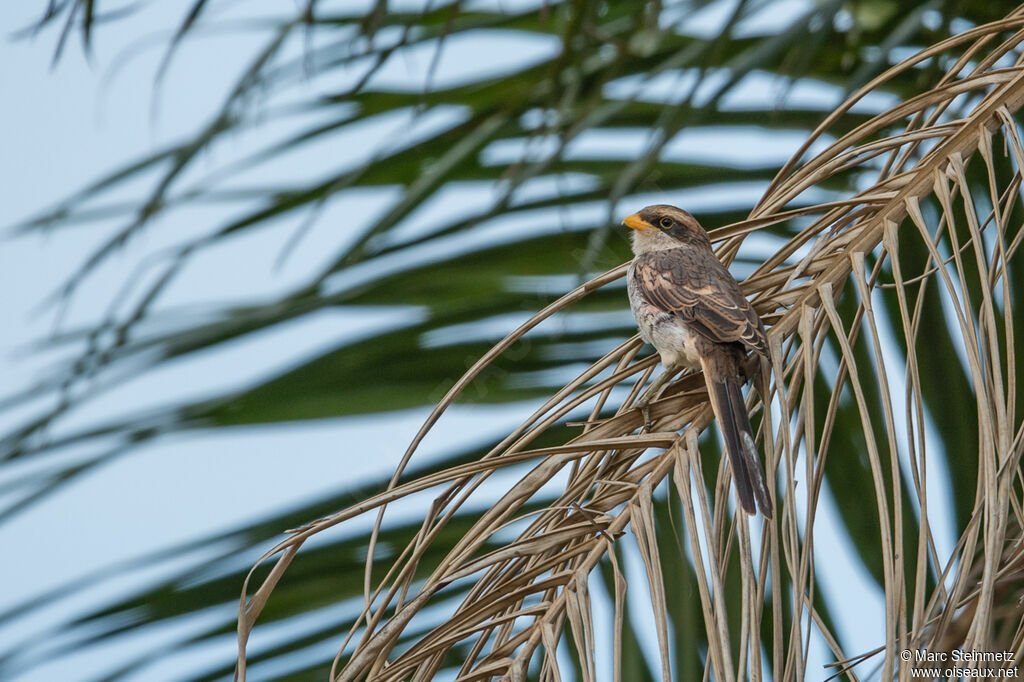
[2,0,1021,679]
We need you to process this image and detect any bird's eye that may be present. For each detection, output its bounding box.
[658,217,673,229]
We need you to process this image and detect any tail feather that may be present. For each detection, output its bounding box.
[707,378,757,514]
[701,355,773,518]
[727,380,773,517]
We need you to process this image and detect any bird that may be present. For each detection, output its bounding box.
[623,204,773,517]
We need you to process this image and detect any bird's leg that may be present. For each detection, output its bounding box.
[636,365,677,429]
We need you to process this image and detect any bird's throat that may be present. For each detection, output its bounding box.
[630,227,684,255]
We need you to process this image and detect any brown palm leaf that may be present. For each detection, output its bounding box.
[237,7,1024,680]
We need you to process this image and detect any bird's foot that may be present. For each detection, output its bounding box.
[636,400,653,431]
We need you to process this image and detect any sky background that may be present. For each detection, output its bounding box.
[0,1,952,679]
[0,4,468,678]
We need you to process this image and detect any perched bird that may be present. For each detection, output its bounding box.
[623,204,773,517]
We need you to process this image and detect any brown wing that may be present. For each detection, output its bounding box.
[632,248,768,356]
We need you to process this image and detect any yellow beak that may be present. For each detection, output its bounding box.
[622,213,655,230]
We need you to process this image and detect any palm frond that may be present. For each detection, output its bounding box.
[7,2,1024,681]
[235,9,1024,680]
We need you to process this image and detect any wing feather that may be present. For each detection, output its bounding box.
[632,248,768,356]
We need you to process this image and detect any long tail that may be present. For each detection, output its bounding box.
[701,352,773,518]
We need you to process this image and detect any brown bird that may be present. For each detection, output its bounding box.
[623,204,773,517]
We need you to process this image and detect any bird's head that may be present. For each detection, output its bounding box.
[621,205,711,251]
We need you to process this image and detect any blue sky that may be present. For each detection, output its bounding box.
[0,4,473,678]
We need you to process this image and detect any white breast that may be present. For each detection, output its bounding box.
[627,259,704,370]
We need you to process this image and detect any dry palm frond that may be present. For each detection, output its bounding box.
[237,7,1024,680]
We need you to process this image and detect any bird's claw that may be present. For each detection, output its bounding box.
[637,400,653,431]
